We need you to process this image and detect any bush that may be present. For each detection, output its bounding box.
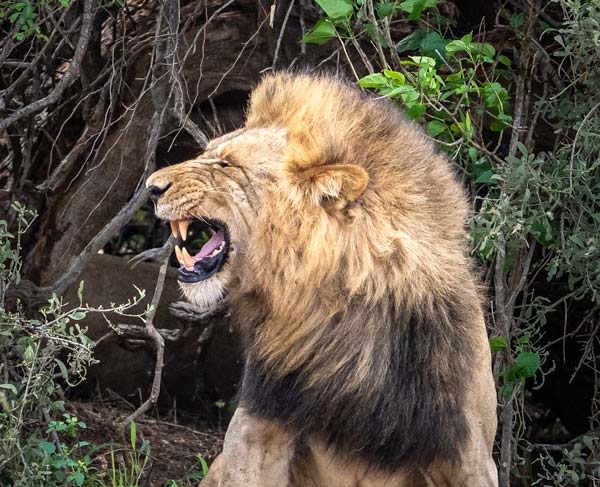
[0,203,147,486]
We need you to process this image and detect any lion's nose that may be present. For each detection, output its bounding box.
[147,182,172,202]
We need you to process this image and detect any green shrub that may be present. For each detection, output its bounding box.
[0,203,147,487]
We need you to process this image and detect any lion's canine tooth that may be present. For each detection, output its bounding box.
[179,220,189,241]
[175,245,184,266]
[170,221,179,239]
[181,247,196,268]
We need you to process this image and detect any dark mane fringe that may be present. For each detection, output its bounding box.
[239,287,476,470]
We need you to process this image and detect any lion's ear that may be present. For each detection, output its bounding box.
[300,164,369,203]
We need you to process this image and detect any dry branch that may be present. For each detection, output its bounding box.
[169,300,229,324]
[119,242,173,428]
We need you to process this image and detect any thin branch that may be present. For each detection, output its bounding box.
[271,0,295,69]
[119,244,173,427]
[532,427,600,452]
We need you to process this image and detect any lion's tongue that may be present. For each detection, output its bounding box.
[194,230,225,261]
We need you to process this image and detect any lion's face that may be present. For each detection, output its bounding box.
[146,127,287,310]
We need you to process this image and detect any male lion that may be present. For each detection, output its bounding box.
[146,73,498,487]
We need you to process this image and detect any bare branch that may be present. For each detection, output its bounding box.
[119,243,173,427]
[271,0,296,69]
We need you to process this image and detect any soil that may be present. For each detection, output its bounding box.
[66,401,225,487]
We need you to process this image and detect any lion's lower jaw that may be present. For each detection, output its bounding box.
[179,277,227,313]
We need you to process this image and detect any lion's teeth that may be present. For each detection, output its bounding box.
[175,245,184,266]
[179,220,189,241]
[170,221,179,239]
[181,247,196,268]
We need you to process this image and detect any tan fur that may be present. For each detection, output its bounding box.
[146,72,498,486]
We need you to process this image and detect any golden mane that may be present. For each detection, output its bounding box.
[240,72,477,367]
[234,73,482,469]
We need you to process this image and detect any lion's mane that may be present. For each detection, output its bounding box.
[234,73,482,471]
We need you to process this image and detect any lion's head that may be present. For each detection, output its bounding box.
[147,72,469,316]
[147,72,485,469]
[146,124,289,310]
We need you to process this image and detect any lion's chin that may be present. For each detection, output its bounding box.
[178,274,228,313]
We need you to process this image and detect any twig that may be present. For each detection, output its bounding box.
[271,0,295,69]
[365,0,388,69]
[119,242,173,428]
[532,427,600,452]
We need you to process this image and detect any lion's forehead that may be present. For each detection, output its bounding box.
[204,127,287,163]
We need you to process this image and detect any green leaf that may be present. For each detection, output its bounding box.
[398,0,438,20]
[419,32,450,63]
[530,218,555,247]
[471,42,495,59]
[427,120,446,137]
[54,358,70,381]
[24,344,35,362]
[583,436,595,450]
[77,280,85,304]
[468,147,477,162]
[515,351,541,378]
[375,2,395,17]
[482,82,509,108]
[198,455,209,476]
[510,12,525,29]
[0,383,17,395]
[70,311,86,321]
[358,73,388,89]
[382,69,405,83]
[52,459,68,468]
[130,420,137,450]
[396,29,427,53]
[489,336,508,352]
[400,89,419,104]
[474,170,497,184]
[445,39,467,55]
[301,19,337,45]
[490,113,512,132]
[498,55,511,66]
[409,55,436,67]
[407,103,426,119]
[39,441,56,454]
[385,85,413,98]
[74,472,84,486]
[315,0,353,20]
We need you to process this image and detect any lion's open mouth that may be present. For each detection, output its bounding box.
[169,218,230,283]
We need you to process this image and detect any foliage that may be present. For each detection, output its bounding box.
[0,204,150,486]
[39,414,96,487]
[97,421,151,487]
[533,436,600,486]
[0,0,71,41]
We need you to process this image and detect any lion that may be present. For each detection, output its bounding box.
[146,72,498,487]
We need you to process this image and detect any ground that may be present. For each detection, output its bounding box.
[67,401,224,486]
